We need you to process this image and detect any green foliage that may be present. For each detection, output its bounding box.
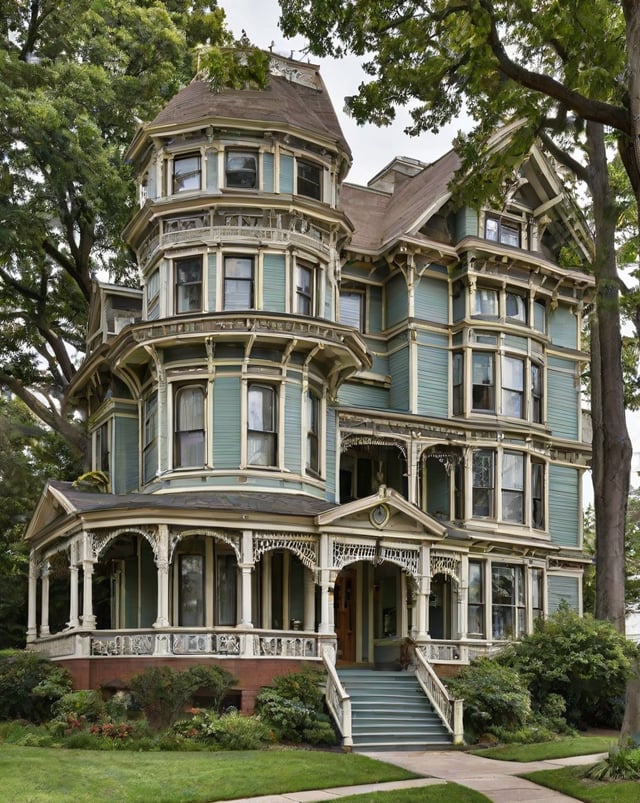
[497,606,636,728]
[173,709,271,750]
[0,650,72,723]
[52,690,105,723]
[586,745,640,781]
[128,664,236,730]
[446,657,532,741]
[268,667,325,709]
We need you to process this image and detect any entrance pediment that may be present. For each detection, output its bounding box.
[315,485,446,540]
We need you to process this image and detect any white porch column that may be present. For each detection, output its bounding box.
[27,555,39,642]
[303,567,315,631]
[40,561,50,636]
[81,561,96,630]
[414,544,430,640]
[239,530,254,627]
[154,524,170,628]
[318,533,332,634]
[399,571,409,637]
[458,555,469,639]
[68,564,80,629]
[261,552,272,629]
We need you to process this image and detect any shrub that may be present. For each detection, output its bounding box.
[447,657,531,742]
[497,606,636,729]
[269,667,324,709]
[52,690,105,723]
[128,664,236,730]
[0,650,72,723]
[172,709,271,750]
[586,746,640,781]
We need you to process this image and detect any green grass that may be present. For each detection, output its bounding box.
[336,784,490,802]
[0,745,418,802]
[522,765,640,802]
[471,736,616,762]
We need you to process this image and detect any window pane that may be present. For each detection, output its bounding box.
[472,352,494,410]
[248,385,277,467]
[485,218,499,241]
[534,299,546,332]
[340,291,363,330]
[452,352,463,415]
[506,292,526,321]
[180,555,204,626]
[531,363,542,423]
[216,553,237,626]
[502,452,524,523]
[173,154,201,193]
[224,257,253,310]
[143,393,158,483]
[296,265,313,315]
[297,161,322,199]
[176,258,202,314]
[226,151,257,188]
[475,288,498,316]
[502,356,524,417]
[307,392,320,473]
[532,461,544,528]
[175,386,205,467]
[500,223,520,247]
[473,450,494,516]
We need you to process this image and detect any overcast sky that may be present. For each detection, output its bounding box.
[221,1,640,496]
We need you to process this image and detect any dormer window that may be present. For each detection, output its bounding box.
[485,216,520,247]
[173,153,201,193]
[226,150,258,188]
[297,160,322,200]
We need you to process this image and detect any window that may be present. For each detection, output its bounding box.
[531,567,544,621]
[474,288,498,316]
[472,449,495,517]
[143,392,158,484]
[179,555,204,626]
[452,352,463,415]
[485,216,521,247]
[306,391,320,475]
[216,551,237,625]
[173,153,201,193]
[502,356,524,418]
[95,422,109,474]
[472,352,494,411]
[297,160,322,200]
[491,564,525,639]
[224,256,254,310]
[502,451,524,523]
[247,384,277,467]
[174,385,205,467]
[531,362,543,423]
[533,299,546,332]
[339,290,364,331]
[147,269,160,320]
[468,561,485,637]
[295,263,314,315]
[531,460,545,529]
[506,291,527,323]
[226,150,258,188]
[175,257,202,314]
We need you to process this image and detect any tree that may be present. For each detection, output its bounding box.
[278,0,640,634]
[0,0,232,457]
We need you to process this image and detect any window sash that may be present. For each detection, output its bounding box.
[531,363,543,422]
[143,393,158,483]
[248,385,277,467]
[475,288,498,316]
[297,160,322,199]
[506,292,527,321]
[306,392,320,474]
[226,151,258,188]
[472,352,494,411]
[531,461,545,528]
[175,386,205,467]
[179,554,204,626]
[176,258,202,314]
[224,256,254,310]
[472,450,494,517]
[502,356,524,418]
[173,154,201,193]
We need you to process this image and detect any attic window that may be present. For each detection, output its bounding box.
[226,150,258,188]
[485,216,520,248]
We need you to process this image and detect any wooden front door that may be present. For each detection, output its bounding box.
[334,568,356,663]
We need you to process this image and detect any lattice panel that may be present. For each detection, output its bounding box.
[430,551,461,585]
[333,541,378,570]
[253,534,318,571]
[380,546,419,577]
[168,528,241,562]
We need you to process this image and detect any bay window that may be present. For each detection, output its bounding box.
[472,449,495,517]
[502,356,525,418]
[174,385,205,468]
[248,383,277,467]
[297,160,322,200]
[485,216,521,247]
[531,362,543,423]
[295,263,314,315]
[506,291,527,323]
[502,451,525,523]
[467,561,485,637]
[472,352,494,411]
[224,256,254,310]
[531,460,545,529]
[175,257,203,314]
[474,288,499,316]
[173,153,201,193]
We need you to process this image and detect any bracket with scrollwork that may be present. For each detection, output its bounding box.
[88,526,159,561]
[168,528,242,563]
[333,538,419,579]
[420,445,464,475]
[253,533,318,572]
[430,550,461,586]
[340,434,408,460]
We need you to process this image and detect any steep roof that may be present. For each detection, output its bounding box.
[145,70,350,156]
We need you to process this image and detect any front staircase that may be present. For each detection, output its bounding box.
[337,668,454,751]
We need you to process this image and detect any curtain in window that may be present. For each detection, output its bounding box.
[175,386,205,467]
[247,385,276,466]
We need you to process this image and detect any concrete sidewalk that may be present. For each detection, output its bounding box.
[225,749,609,803]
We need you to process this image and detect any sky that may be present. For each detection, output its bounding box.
[221,1,640,498]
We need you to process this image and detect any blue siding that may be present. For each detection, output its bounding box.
[416,332,448,417]
[549,305,577,349]
[455,207,478,241]
[279,154,294,193]
[284,381,302,473]
[386,273,408,328]
[212,376,241,467]
[207,253,217,311]
[547,358,579,439]
[415,275,449,324]
[369,286,383,333]
[325,405,337,502]
[548,575,580,614]
[338,381,388,409]
[113,415,139,493]
[263,253,286,312]
[263,153,274,192]
[389,346,410,411]
[503,335,528,351]
[548,464,580,547]
[206,149,218,191]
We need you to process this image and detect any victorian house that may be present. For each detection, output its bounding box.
[24,53,593,747]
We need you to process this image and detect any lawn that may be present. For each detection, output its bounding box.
[472,735,616,762]
[522,765,640,803]
[0,745,418,803]
[337,784,490,802]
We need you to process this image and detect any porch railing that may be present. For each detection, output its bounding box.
[413,646,464,745]
[321,647,352,748]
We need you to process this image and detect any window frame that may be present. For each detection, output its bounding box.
[174,384,206,469]
[491,563,525,639]
[531,459,545,529]
[146,269,160,320]
[474,287,499,317]
[179,553,205,627]
[502,355,525,418]
[452,351,464,416]
[225,149,258,189]
[306,389,321,476]
[339,289,365,331]
[472,352,495,412]
[472,449,495,518]
[531,362,543,423]
[247,383,278,468]
[506,291,527,323]
[501,451,525,523]
[143,392,158,484]
[175,256,203,315]
[485,215,521,248]
[467,560,485,637]
[297,159,322,200]
[172,152,201,194]
[295,262,315,316]
[223,255,254,311]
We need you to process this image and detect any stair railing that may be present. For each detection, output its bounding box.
[413,646,464,745]
[321,647,353,748]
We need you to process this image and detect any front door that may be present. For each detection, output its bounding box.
[334,568,356,663]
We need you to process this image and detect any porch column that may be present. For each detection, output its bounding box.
[68,563,80,629]
[81,560,96,629]
[154,524,170,628]
[407,439,421,506]
[398,571,409,637]
[318,533,332,634]
[261,552,272,629]
[239,530,254,627]
[458,555,469,639]
[40,561,50,636]
[415,544,430,641]
[303,567,315,631]
[27,555,39,642]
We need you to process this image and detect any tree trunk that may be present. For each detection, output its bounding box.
[586,122,631,634]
